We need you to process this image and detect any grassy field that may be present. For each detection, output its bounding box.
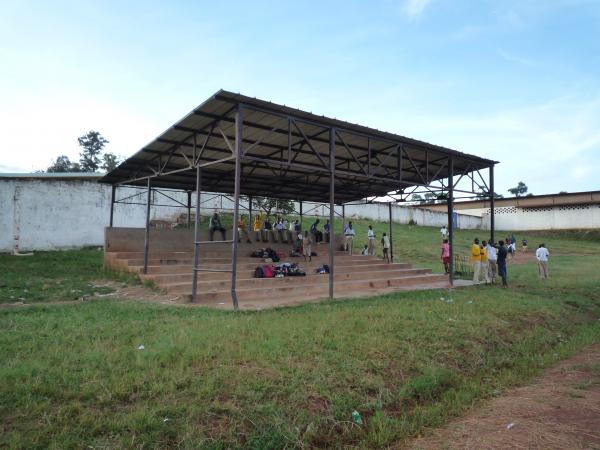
[1,224,599,448]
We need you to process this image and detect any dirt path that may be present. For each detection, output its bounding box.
[409,344,600,449]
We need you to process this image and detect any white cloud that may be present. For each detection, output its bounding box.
[401,0,432,19]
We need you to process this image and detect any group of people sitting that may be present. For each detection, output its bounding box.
[208,212,332,248]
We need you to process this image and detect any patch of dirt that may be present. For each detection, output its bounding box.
[409,344,600,449]
[0,281,185,309]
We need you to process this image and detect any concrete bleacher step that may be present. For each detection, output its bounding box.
[136,258,409,275]
[151,267,430,291]
[181,273,449,303]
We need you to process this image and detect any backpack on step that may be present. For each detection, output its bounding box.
[254,266,265,278]
[262,265,274,278]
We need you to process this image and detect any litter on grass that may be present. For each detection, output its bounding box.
[137,345,145,350]
[506,422,515,430]
[352,410,363,425]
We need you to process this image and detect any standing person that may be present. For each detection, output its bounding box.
[480,241,489,283]
[536,243,550,279]
[471,238,482,283]
[310,219,322,243]
[487,241,498,283]
[440,239,450,274]
[323,219,331,243]
[344,221,355,255]
[237,215,251,243]
[381,232,390,263]
[522,239,528,253]
[302,232,313,262]
[209,212,226,241]
[253,214,263,242]
[367,225,376,256]
[497,240,508,287]
[440,225,448,240]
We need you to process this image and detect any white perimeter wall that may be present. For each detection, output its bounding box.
[0,179,484,252]
[343,203,483,229]
[0,179,193,252]
[481,205,600,231]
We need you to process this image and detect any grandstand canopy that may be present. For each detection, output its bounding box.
[100,90,496,203]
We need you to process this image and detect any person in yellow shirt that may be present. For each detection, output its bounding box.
[252,214,263,242]
[237,215,251,244]
[480,240,489,283]
[471,238,482,283]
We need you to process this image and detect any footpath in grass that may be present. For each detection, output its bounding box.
[1,249,600,448]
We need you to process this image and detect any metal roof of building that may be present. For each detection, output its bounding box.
[99,90,496,203]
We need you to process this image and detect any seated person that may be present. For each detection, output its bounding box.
[263,217,273,242]
[237,215,251,243]
[274,218,286,243]
[253,214,263,242]
[209,212,226,241]
[361,244,369,256]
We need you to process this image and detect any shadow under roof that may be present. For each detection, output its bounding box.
[99,90,496,203]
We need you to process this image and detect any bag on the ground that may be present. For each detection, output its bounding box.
[262,265,274,278]
[254,266,265,278]
[323,264,330,274]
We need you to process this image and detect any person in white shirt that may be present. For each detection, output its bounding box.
[487,242,498,283]
[381,232,391,263]
[535,243,550,279]
[440,225,448,240]
[344,222,356,255]
[274,218,285,243]
[367,225,376,255]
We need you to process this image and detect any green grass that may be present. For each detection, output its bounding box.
[0,249,139,304]
[1,225,600,448]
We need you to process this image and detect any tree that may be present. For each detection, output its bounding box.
[78,131,109,172]
[424,193,437,203]
[507,181,528,197]
[101,152,121,172]
[47,155,82,173]
[252,197,295,217]
[410,194,424,203]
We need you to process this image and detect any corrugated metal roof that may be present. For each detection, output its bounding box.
[99,89,496,203]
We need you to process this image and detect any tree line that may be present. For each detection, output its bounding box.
[46,131,121,173]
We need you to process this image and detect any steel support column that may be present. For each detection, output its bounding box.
[447,157,455,286]
[109,185,116,227]
[489,164,495,244]
[230,106,243,311]
[388,202,394,263]
[299,201,303,231]
[248,195,253,235]
[191,168,202,302]
[143,178,151,274]
[187,191,192,229]
[329,127,336,300]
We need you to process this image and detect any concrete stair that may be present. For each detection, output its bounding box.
[104,240,449,306]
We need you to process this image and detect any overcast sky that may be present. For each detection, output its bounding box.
[1,0,599,196]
